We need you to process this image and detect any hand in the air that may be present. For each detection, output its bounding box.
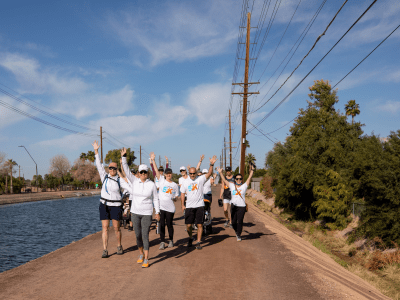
[92,141,100,150]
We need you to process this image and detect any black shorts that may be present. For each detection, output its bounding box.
[99,202,123,221]
[204,194,212,203]
[185,207,205,225]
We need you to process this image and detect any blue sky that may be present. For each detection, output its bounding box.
[0,0,399,179]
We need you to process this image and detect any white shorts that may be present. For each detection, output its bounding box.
[223,199,231,204]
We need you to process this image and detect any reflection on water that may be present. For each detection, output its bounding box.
[0,196,102,273]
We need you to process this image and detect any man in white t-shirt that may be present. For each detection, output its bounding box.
[180,155,217,249]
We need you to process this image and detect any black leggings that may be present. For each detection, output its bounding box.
[160,209,175,242]
[231,204,246,236]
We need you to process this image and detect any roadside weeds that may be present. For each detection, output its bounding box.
[246,193,400,300]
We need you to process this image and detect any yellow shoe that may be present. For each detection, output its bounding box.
[137,255,144,264]
[142,259,149,268]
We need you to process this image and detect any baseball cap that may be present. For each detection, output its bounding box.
[165,168,172,174]
[226,166,232,171]
[202,169,208,174]
[180,166,186,171]
[130,168,136,174]
[138,164,148,172]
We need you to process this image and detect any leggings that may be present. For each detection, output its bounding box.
[131,213,152,250]
[231,204,246,236]
[160,210,174,243]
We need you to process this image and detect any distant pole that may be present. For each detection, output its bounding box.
[100,126,103,164]
[224,137,227,169]
[19,165,20,179]
[18,145,38,193]
[140,145,142,165]
[169,158,171,168]
[221,148,224,169]
[229,109,232,168]
[159,155,161,167]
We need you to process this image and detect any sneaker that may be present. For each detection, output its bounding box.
[195,242,202,250]
[137,254,144,264]
[102,249,108,258]
[224,220,229,228]
[117,245,124,255]
[228,223,233,229]
[142,259,149,268]
[168,240,174,248]
[159,242,165,250]
[187,238,193,247]
[128,226,133,231]
[236,235,242,242]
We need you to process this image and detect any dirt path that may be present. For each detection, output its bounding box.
[0,186,388,300]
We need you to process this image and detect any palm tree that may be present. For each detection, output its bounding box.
[345,100,360,125]
[245,153,256,175]
[79,153,87,161]
[86,151,95,164]
[6,159,17,194]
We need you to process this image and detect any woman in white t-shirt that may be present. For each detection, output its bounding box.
[150,152,179,250]
[218,165,254,242]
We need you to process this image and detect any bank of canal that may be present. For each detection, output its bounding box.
[0,196,103,273]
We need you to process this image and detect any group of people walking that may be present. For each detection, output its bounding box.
[92,140,254,268]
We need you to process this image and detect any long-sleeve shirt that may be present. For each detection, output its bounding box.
[95,154,131,207]
[122,157,160,215]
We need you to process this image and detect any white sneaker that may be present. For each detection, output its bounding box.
[236,234,242,242]
[168,240,174,248]
[159,242,165,250]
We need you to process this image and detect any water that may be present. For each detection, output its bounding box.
[0,196,103,273]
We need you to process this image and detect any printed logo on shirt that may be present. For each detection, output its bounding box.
[188,183,198,192]
[232,189,242,197]
[162,187,173,194]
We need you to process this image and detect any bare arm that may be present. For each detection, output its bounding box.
[195,155,204,171]
[204,155,217,180]
[150,152,160,180]
[246,165,255,186]
[217,167,229,188]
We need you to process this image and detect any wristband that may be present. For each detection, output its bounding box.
[123,153,127,157]
[210,164,214,166]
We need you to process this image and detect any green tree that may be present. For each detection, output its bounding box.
[344,99,360,125]
[267,79,362,220]
[245,153,256,175]
[6,159,18,194]
[32,174,44,190]
[79,153,87,161]
[105,148,136,169]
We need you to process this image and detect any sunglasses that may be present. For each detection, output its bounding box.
[180,170,185,172]
[189,172,196,175]
[235,177,243,180]
[109,167,117,171]
[139,171,148,174]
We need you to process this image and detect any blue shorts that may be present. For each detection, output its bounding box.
[99,202,123,221]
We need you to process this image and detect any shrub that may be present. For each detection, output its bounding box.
[260,173,274,198]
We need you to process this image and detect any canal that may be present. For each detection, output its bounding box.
[0,196,102,273]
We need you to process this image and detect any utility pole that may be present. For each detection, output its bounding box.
[224,137,227,169]
[19,165,20,179]
[232,12,259,175]
[229,109,232,168]
[140,145,142,165]
[100,126,103,164]
[221,149,224,169]
[159,155,161,168]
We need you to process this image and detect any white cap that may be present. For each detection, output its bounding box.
[202,169,208,174]
[138,164,148,172]
[180,166,186,171]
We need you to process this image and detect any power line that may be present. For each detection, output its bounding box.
[250,0,378,131]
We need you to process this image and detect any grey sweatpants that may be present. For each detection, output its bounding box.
[131,213,152,250]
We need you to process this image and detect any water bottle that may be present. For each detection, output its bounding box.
[156,221,160,234]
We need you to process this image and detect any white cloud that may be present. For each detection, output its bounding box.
[378,100,400,114]
[0,94,38,129]
[186,82,231,127]
[0,52,88,95]
[105,0,239,66]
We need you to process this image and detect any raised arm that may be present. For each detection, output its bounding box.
[246,164,255,186]
[92,140,106,181]
[150,152,160,180]
[120,147,136,184]
[165,156,169,169]
[195,154,204,171]
[204,155,217,180]
[217,167,229,187]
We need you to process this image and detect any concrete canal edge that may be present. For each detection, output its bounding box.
[0,189,101,206]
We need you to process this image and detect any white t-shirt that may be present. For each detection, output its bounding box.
[180,175,207,208]
[155,175,165,189]
[203,178,212,195]
[229,182,248,207]
[158,176,179,213]
[179,176,189,186]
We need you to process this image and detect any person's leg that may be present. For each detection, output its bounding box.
[166,211,175,242]
[236,207,246,236]
[112,219,122,247]
[231,204,238,233]
[185,208,194,239]
[101,219,110,250]
[195,207,205,244]
[159,210,166,243]
[223,200,231,225]
[132,214,144,256]
[141,215,152,260]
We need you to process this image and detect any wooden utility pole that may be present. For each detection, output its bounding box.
[221,149,224,169]
[229,109,232,168]
[232,12,259,175]
[19,165,20,179]
[140,145,142,165]
[100,126,103,163]
[159,155,161,167]
[224,137,227,169]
